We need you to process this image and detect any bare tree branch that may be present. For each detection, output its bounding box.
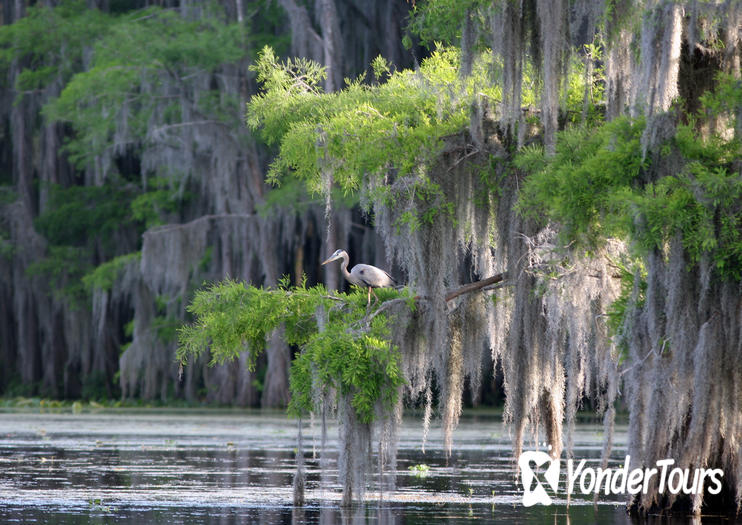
[445,273,506,302]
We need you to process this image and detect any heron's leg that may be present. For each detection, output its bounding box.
[370,287,380,307]
[367,287,372,306]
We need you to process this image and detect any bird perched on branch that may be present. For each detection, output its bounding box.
[321,249,396,306]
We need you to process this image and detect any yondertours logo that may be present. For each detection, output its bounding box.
[519,451,560,506]
[518,451,724,506]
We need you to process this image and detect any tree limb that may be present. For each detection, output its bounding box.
[355,273,509,329]
[445,272,506,302]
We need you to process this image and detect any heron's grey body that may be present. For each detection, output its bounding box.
[321,249,395,305]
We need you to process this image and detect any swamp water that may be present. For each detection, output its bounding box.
[0,409,726,523]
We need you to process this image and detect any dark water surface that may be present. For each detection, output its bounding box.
[0,408,728,523]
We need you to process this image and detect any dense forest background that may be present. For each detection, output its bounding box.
[0,0,419,405]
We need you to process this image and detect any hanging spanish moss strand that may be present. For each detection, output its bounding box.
[460,8,477,79]
[492,0,524,143]
[536,0,567,155]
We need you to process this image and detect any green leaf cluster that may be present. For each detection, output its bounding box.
[34,183,136,248]
[131,178,191,228]
[42,4,249,167]
[3,1,266,306]
[26,245,90,302]
[406,0,492,49]
[699,73,742,120]
[637,127,742,279]
[81,251,140,292]
[178,278,409,423]
[29,182,139,302]
[31,177,189,303]
[517,116,647,245]
[605,257,647,363]
[519,113,742,280]
[0,1,110,94]
[248,46,494,197]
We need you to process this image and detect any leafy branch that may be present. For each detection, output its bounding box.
[177,278,410,423]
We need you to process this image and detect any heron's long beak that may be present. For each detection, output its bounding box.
[321,256,335,266]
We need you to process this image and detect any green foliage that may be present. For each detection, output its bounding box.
[0,0,291,315]
[0,1,111,96]
[150,294,181,343]
[0,185,15,204]
[124,319,135,338]
[258,178,360,217]
[26,245,90,302]
[198,247,213,273]
[408,463,431,477]
[519,115,742,280]
[82,252,140,292]
[34,183,136,248]
[42,4,248,167]
[249,46,475,190]
[247,45,500,229]
[371,55,391,82]
[406,0,491,49]
[606,258,647,363]
[248,43,600,230]
[699,73,742,120]
[0,237,13,261]
[153,315,181,344]
[32,181,144,304]
[517,116,647,245]
[178,278,410,423]
[81,371,115,401]
[565,47,606,126]
[258,178,314,216]
[636,127,742,278]
[131,178,190,228]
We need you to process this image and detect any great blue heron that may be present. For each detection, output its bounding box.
[321,249,396,306]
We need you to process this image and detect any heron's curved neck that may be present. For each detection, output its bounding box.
[339,252,351,281]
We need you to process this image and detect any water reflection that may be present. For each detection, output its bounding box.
[0,502,639,524]
[0,409,727,523]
